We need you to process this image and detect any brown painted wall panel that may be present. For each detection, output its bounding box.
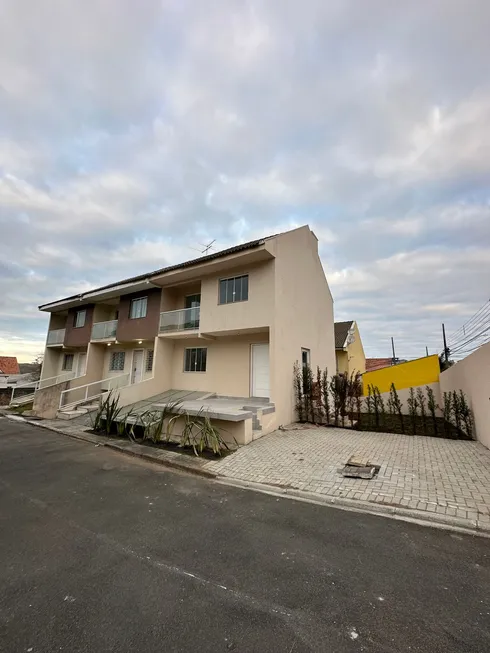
[116,289,161,342]
[64,305,94,347]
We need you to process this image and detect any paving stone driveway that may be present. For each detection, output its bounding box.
[204,427,490,528]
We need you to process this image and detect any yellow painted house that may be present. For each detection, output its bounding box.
[334,321,366,376]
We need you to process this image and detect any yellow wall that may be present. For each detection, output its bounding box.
[336,322,365,375]
[363,354,440,394]
[336,350,348,374]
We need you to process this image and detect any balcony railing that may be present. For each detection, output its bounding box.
[159,307,200,333]
[47,328,66,346]
[91,319,118,340]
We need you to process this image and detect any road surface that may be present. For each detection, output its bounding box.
[0,418,488,652]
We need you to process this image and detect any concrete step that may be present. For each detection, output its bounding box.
[56,411,82,420]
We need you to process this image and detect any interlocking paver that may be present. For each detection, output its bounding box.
[205,426,490,529]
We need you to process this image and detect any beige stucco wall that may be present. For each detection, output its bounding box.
[199,261,274,335]
[171,333,269,397]
[440,343,490,449]
[272,226,336,426]
[102,341,155,382]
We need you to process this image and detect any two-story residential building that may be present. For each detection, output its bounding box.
[35,225,336,443]
[334,320,366,376]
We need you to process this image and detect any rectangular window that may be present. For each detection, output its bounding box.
[110,351,125,372]
[62,353,74,371]
[301,348,310,368]
[74,310,86,328]
[130,297,148,319]
[146,349,154,373]
[184,347,207,372]
[219,275,248,304]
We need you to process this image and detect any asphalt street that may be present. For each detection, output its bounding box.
[0,417,489,652]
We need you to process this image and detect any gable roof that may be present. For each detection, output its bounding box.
[365,358,393,372]
[0,356,20,375]
[38,234,271,310]
[334,321,354,349]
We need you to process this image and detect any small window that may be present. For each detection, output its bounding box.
[110,351,125,372]
[301,348,310,368]
[146,349,154,372]
[130,297,148,319]
[62,353,74,371]
[184,347,207,372]
[219,275,248,304]
[74,310,86,328]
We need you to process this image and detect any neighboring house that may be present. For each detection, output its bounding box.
[0,356,20,376]
[365,358,394,372]
[334,321,366,376]
[36,225,336,443]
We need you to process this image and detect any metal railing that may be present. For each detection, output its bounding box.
[47,328,66,345]
[59,373,130,410]
[91,319,118,340]
[159,307,200,333]
[10,371,75,405]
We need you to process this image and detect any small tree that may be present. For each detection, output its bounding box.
[426,386,438,436]
[301,362,314,423]
[390,383,404,433]
[293,362,304,422]
[330,374,348,427]
[416,388,427,435]
[458,390,473,440]
[407,387,418,435]
[443,392,452,437]
[321,368,330,425]
[451,390,462,435]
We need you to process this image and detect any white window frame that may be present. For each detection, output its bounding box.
[109,351,126,372]
[74,310,86,328]
[184,347,207,373]
[62,353,74,371]
[218,274,249,305]
[146,349,154,373]
[130,297,148,320]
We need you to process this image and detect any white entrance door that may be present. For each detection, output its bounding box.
[76,352,87,378]
[131,350,144,384]
[251,343,270,398]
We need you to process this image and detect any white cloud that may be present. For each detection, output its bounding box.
[1,0,490,361]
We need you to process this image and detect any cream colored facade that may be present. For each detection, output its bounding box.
[335,322,365,376]
[37,226,336,439]
[440,342,490,449]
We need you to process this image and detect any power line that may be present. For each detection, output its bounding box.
[448,300,490,345]
[450,325,490,356]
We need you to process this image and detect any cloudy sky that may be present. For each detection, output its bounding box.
[1,0,489,363]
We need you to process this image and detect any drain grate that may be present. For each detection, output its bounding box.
[341,456,380,479]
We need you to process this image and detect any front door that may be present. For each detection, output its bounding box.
[76,352,87,378]
[251,343,270,398]
[185,294,201,329]
[131,349,144,384]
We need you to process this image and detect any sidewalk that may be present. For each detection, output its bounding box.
[204,426,490,535]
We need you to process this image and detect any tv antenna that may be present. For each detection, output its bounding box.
[190,239,216,255]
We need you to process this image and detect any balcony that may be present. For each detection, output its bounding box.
[47,328,66,346]
[91,319,118,341]
[159,307,200,335]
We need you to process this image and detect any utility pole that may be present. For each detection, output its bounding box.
[391,337,396,365]
[442,323,449,362]
[426,346,429,357]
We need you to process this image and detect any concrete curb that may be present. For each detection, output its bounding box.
[216,477,490,538]
[103,442,217,479]
[22,418,216,480]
